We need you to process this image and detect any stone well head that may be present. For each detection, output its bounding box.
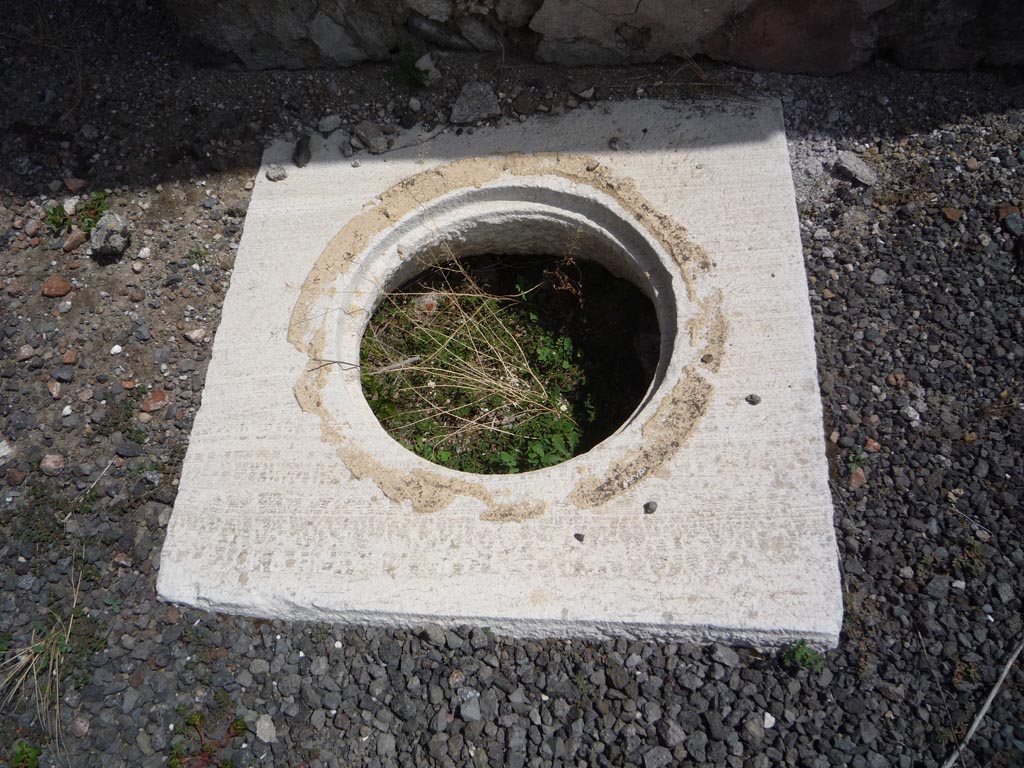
[158,100,843,648]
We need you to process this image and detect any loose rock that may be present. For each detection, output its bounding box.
[451,82,502,124]
[41,275,73,297]
[834,150,878,186]
[90,213,131,259]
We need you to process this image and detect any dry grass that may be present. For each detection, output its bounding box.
[0,568,83,764]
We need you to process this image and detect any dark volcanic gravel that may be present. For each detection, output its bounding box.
[1,2,1022,767]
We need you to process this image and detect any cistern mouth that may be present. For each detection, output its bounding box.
[351,183,681,474]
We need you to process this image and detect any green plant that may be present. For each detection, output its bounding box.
[394,45,428,88]
[360,256,585,473]
[44,191,108,234]
[167,710,247,768]
[103,597,123,615]
[0,571,88,762]
[357,248,658,474]
[848,447,867,474]
[187,246,207,266]
[781,639,825,673]
[953,537,985,577]
[8,739,42,768]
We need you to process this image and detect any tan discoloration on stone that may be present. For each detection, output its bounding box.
[688,290,728,373]
[288,153,723,518]
[570,369,713,507]
[479,502,545,523]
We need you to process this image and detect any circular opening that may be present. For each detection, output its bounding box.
[360,249,659,474]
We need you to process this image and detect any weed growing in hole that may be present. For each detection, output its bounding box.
[361,256,585,473]
[358,249,658,473]
[781,639,825,672]
[8,739,42,768]
[44,191,108,234]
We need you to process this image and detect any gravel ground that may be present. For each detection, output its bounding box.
[2,2,1023,767]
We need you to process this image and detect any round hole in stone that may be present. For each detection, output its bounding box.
[358,235,663,474]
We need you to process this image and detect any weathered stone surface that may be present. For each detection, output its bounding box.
[703,0,869,74]
[170,0,405,69]
[450,82,502,124]
[407,0,452,22]
[164,0,1024,74]
[41,275,73,297]
[158,100,843,648]
[532,0,746,65]
[90,213,131,258]
[876,0,1024,70]
[496,0,542,27]
[457,16,501,51]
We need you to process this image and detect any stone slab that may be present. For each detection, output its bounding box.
[157,99,843,647]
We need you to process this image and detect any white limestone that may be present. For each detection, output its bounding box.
[157,99,843,647]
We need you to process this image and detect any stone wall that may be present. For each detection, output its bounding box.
[167,0,1024,74]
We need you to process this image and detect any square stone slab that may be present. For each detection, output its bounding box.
[157,99,843,647]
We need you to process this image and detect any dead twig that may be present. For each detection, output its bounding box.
[941,635,1024,768]
[917,629,964,761]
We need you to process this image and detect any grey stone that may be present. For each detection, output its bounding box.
[657,717,686,748]
[496,0,542,26]
[292,134,312,167]
[51,365,75,382]
[255,714,276,743]
[686,731,708,763]
[266,165,287,182]
[451,82,502,124]
[870,268,891,285]
[90,213,131,258]
[1004,212,1023,236]
[420,625,446,645]
[460,695,481,722]
[354,121,388,154]
[926,575,952,599]
[413,53,441,86]
[711,644,739,667]
[457,16,501,51]
[318,114,342,133]
[407,0,452,22]
[644,746,673,768]
[407,13,475,51]
[835,151,878,186]
[115,441,144,458]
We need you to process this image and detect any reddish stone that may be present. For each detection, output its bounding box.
[941,207,963,222]
[849,465,867,490]
[63,177,88,192]
[63,228,87,252]
[997,203,1021,221]
[41,274,73,298]
[704,0,866,75]
[62,349,78,365]
[5,468,28,487]
[140,389,169,412]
